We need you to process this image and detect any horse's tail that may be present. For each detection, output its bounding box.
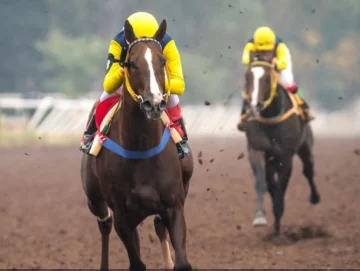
[126,186,165,212]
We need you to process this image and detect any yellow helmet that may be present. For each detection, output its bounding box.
[253,26,276,51]
[126,11,159,38]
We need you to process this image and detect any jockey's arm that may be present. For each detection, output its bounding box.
[241,42,256,65]
[103,40,125,94]
[163,40,185,96]
[274,42,289,71]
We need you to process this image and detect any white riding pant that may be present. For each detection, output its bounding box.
[278,47,295,88]
[99,85,180,108]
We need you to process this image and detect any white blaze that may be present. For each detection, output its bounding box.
[144,48,163,104]
[250,66,265,107]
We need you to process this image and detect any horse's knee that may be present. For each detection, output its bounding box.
[88,199,109,219]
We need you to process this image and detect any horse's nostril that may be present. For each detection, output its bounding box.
[158,100,166,111]
[142,100,153,112]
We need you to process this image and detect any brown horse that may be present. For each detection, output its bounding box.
[80,19,194,271]
[240,53,321,236]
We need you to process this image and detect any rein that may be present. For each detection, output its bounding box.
[123,38,171,104]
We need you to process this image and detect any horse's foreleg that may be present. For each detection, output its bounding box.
[88,199,112,271]
[253,167,267,226]
[113,212,146,271]
[265,161,277,234]
[297,142,320,205]
[248,148,267,226]
[164,206,192,271]
[81,155,112,270]
[154,216,174,269]
[273,160,293,236]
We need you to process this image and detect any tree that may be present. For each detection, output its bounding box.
[35,29,107,96]
[0,0,49,92]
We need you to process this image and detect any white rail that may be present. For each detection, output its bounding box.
[0,96,359,138]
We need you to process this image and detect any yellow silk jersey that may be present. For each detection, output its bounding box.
[241,37,289,71]
[103,30,185,96]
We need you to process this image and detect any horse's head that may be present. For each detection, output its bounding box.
[242,53,279,117]
[123,19,169,120]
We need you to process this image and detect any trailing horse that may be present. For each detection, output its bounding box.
[80,19,194,271]
[239,54,321,236]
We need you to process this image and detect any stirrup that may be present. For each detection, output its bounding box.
[176,140,190,159]
[79,134,95,154]
[80,142,92,154]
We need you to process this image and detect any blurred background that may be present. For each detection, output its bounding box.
[0,0,359,147]
[1,2,360,269]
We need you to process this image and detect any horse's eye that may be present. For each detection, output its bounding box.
[129,61,138,69]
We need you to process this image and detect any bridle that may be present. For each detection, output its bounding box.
[241,60,279,111]
[123,38,171,105]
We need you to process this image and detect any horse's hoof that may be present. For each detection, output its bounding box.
[130,262,146,271]
[174,264,192,271]
[310,193,320,205]
[253,216,267,227]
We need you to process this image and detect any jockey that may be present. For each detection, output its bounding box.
[79,11,190,158]
[237,26,315,132]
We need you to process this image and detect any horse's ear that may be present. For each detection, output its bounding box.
[124,20,136,44]
[153,19,167,42]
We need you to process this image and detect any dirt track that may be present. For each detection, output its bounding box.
[1,137,360,269]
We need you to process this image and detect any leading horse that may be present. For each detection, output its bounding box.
[80,19,194,271]
[239,53,321,236]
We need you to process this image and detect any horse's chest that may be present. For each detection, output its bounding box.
[103,160,168,182]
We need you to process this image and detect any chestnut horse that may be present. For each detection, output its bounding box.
[80,19,194,271]
[241,53,321,236]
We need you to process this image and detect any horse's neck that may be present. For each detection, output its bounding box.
[261,85,292,117]
[116,96,163,151]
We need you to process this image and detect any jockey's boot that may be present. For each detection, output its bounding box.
[237,100,247,132]
[79,111,97,154]
[175,117,190,159]
[288,84,315,123]
[166,104,190,159]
